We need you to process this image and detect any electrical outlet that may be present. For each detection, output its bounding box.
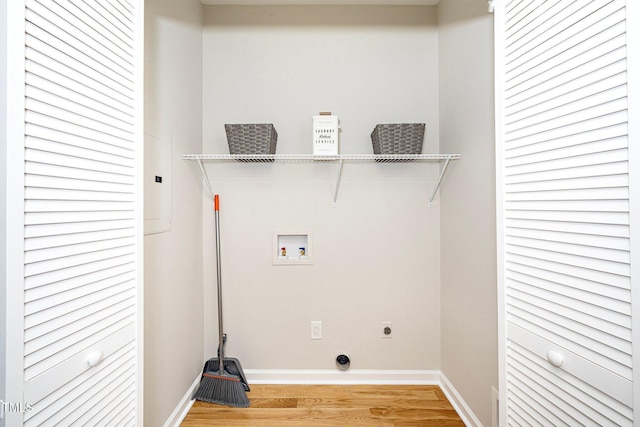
[382,321,392,338]
[311,321,322,339]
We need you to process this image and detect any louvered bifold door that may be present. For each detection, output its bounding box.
[21,0,142,425]
[496,0,633,425]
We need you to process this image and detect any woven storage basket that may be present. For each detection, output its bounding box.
[371,123,425,155]
[225,123,278,156]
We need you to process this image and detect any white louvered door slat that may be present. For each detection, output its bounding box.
[26,1,134,69]
[18,0,142,425]
[497,0,634,425]
[25,47,135,111]
[24,6,134,88]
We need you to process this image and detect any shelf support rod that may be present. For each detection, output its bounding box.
[428,158,452,208]
[197,159,215,201]
[332,158,344,207]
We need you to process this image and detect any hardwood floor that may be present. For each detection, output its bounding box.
[181,384,466,426]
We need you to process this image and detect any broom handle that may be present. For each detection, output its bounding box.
[214,195,225,375]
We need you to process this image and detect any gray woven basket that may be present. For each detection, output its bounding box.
[225,123,278,155]
[371,123,425,155]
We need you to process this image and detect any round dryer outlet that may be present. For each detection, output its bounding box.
[336,353,351,370]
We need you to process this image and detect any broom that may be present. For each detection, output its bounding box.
[193,194,249,407]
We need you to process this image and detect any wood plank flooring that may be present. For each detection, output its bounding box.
[181,384,465,426]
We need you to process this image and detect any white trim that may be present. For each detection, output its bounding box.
[492,0,507,426]
[491,386,499,427]
[440,373,483,427]
[134,0,145,424]
[625,0,639,421]
[245,369,441,384]
[4,0,26,425]
[162,375,200,427]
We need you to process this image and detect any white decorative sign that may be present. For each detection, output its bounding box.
[313,113,339,156]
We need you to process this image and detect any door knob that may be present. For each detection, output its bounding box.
[547,350,564,368]
[86,350,104,368]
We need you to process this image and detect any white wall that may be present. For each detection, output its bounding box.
[0,2,498,424]
[147,1,498,422]
[0,2,7,423]
[144,1,204,425]
[438,0,497,426]
[201,5,443,371]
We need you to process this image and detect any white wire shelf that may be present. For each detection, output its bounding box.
[182,153,460,162]
[183,153,461,206]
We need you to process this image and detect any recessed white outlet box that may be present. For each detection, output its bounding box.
[311,321,322,340]
[382,321,392,338]
[273,230,313,265]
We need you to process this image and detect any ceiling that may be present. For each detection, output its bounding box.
[200,0,439,5]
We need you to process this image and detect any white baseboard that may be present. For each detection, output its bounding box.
[162,374,200,427]
[166,369,481,427]
[440,372,484,427]
[245,369,441,385]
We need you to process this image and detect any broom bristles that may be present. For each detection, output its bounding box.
[192,372,250,408]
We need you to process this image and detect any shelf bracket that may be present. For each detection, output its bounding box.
[332,157,344,207]
[184,154,460,207]
[428,157,452,208]
[196,158,215,201]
